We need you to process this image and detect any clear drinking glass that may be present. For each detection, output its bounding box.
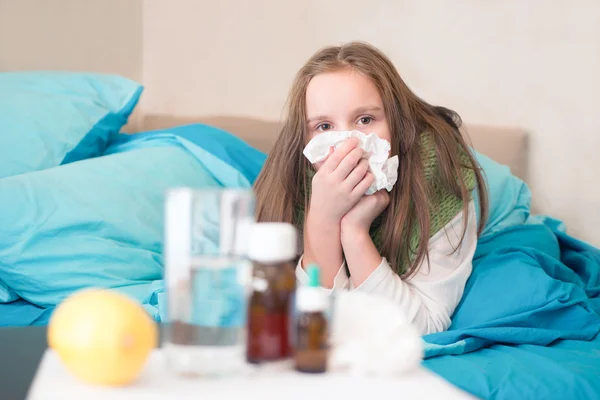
[163,188,255,377]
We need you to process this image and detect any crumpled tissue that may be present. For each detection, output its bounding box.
[328,291,424,376]
[303,130,399,195]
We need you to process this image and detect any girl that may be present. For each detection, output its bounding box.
[253,41,488,335]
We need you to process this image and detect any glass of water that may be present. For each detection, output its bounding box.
[163,187,255,377]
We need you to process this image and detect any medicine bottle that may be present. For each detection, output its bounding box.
[246,222,297,364]
[294,264,328,373]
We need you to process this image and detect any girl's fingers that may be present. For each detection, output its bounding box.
[333,147,364,180]
[344,159,369,189]
[352,172,375,197]
[320,138,360,173]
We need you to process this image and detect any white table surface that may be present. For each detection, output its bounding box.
[27,349,476,400]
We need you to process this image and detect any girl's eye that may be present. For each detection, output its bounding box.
[316,123,332,131]
[358,117,373,125]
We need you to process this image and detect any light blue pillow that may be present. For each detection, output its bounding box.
[472,151,532,237]
[0,145,222,319]
[0,71,142,179]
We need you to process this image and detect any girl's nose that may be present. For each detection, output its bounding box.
[338,123,354,131]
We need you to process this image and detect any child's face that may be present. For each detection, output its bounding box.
[305,67,392,146]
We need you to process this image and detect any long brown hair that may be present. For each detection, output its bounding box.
[253,41,488,278]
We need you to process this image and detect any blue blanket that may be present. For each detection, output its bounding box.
[423,216,600,399]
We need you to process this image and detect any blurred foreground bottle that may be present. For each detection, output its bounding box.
[294,264,328,373]
[246,223,297,364]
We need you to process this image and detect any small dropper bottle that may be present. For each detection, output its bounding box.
[294,264,328,373]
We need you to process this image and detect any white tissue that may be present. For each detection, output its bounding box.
[328,291,424,376]
[303,130,399,195]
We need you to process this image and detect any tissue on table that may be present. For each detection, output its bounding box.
[303,130,399,195]
[328,291,423,376]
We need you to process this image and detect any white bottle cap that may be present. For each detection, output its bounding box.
[297,286,328,313]
[247,222,298,263]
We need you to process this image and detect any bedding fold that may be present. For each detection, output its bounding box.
[423,217,600,357]
[422,216,600,399]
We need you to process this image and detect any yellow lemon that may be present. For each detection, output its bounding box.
[48,288,158,386]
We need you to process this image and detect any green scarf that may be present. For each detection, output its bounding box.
[294,132,476,275]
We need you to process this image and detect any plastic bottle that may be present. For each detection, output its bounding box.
[246,223,297,364]
[294,264,328,373]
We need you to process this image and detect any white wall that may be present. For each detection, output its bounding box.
[0,0,143,81]
[142,0,600,246]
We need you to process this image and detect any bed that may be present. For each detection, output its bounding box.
[1,3,599,396]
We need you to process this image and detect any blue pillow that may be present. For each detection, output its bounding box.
[0,71,142,178]
[472,151,532,237]
[0,145,223,319]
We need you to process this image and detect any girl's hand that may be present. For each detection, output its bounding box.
[339,190,390,287]
[303,138,374,287]
[340,190,390,237]
[309,138,375,225]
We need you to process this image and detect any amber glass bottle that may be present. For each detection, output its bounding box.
[294,264,328,373]
[246,223,297,364]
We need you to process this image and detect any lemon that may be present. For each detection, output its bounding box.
[48,288,158,386]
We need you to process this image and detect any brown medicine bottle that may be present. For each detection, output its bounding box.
[246,223,297,364]
[294,264,328,373]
